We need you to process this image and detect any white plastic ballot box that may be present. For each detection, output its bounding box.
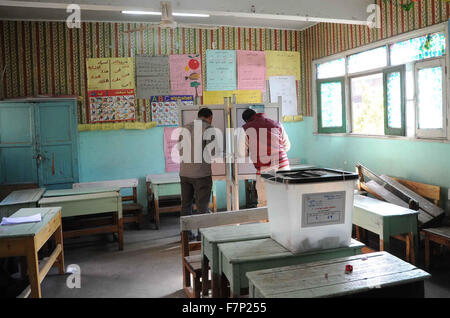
[261,168,359,253]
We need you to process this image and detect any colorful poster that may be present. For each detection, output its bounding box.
[269,76,298,116]
[110,57,135,89]
[86,58,110,90]
[265,51,300,80]
[88,89,136,123]
[164,127,180,172]
[169,54,203,97]
[206,50,236,91]
[237,50,266,92]
[203,90,262,105]
[150,95,194,127]
[135,56,170,98]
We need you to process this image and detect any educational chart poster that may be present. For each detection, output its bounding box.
[150,95,194,127]
[269,76,298,116]
[206,50,236,91]
[164,127,180,172]
[237,50,266,92]
[110,57,135,89]
[135,56,170,98]
[203,90,262,105]
[169,54,203,97]
[86,58,110,90]
[88,89,136,123]
[265,51,301,80]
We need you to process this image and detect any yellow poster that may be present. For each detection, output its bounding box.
[203,90,262,105]
[86,58,110,90]
[110,57,135,89]
[265,51,300,80]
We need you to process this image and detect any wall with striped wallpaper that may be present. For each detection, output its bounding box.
[299,0,450,115]
[0,21,305,122]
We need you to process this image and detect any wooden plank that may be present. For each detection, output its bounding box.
[43,187,120,197]
[0,207,60,238]
[391,177,440,203]
[180,208,268,231]
[380,175,444,219]
[73,178,138,189]
[364,180,433,225]
[39,191,120,205]
[0,188,45,206]
[200,222,270,243]
[146,173,180,184]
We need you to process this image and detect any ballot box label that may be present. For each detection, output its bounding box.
[301,191,346,228]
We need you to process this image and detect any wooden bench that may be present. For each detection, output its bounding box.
[73,179,143,229]
[423,226,450,269]
[179,208,268,298]
[355,165,443,263]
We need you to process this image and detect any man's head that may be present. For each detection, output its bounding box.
[198,107,213,124]
[242,109,256,123]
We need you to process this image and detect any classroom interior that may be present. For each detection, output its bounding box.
[0,0,450,299]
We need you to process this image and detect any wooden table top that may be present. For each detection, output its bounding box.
[219,238,364,264]
[0,188,46,206]
[0,207,60,238]
[246,251,431,298]
[422,226,450,239]
[43,187,120,198]
[354,195,419,217]
[38,191,120,205]
[200,222,270,244]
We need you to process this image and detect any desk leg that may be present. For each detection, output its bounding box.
[201,255,209,297]
[118,217,124,251]
[154,185,160,230]
[424,233,430,269]
[54,224,65,274]
[219,273,229,298]
[26,239,41,298]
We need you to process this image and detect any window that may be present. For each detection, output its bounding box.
[415,59,446,138]
[351,73,384,135]
[390,32,446,65]
[348,47,387,74]
[314,25,447,140]
[317,78,346,133]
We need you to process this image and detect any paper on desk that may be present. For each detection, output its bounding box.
[0,213,42,226]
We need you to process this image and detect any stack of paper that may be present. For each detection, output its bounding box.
[0,213,42,226]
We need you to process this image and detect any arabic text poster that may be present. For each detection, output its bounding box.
[265,51,300,80]
[206,50,236,91]
[269,76,298,116]
[135,56,170,98]
[169,54,203,97]
[86,58,110,90]
[110,57,135,89]
[237,50,266,92]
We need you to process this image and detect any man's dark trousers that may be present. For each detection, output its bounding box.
[180,176,212,216]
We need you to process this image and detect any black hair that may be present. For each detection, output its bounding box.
[242,109,256,122]
[198,107,213,119]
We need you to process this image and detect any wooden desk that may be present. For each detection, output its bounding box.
[43,187,120,197]
[353,195,419,264]
[247,251,430,298]
[423,226,450,269]
[0,188,46,218]
[200,222,271,297]
[218,238,364,298]
[38,191,123,250]
[146,173,219,229]
[0,207,65,298]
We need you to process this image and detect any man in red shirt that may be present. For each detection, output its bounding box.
[238,109,291,207]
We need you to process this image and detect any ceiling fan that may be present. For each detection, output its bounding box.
[122,1,218,34]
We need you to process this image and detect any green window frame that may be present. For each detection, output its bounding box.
[383,65,406,136]
[317,77,346,133]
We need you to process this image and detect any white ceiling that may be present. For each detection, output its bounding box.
[0,0,374,30]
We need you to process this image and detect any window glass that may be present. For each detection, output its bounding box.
[348,47,387,74]
[417,66,443,129]
[317,58,346,79]
[386,72,402,129]
[351,73,384,135]
[320,82,343,127]
[390,32,446,65]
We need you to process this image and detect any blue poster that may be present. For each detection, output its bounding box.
[206,50,237,91]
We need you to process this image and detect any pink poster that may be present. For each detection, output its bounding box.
[164,127,180,172]
[237,50,266,92]
[169,54,203,97]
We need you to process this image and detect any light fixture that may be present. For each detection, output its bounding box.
[121,10,162,15]
[173,13,210,18]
